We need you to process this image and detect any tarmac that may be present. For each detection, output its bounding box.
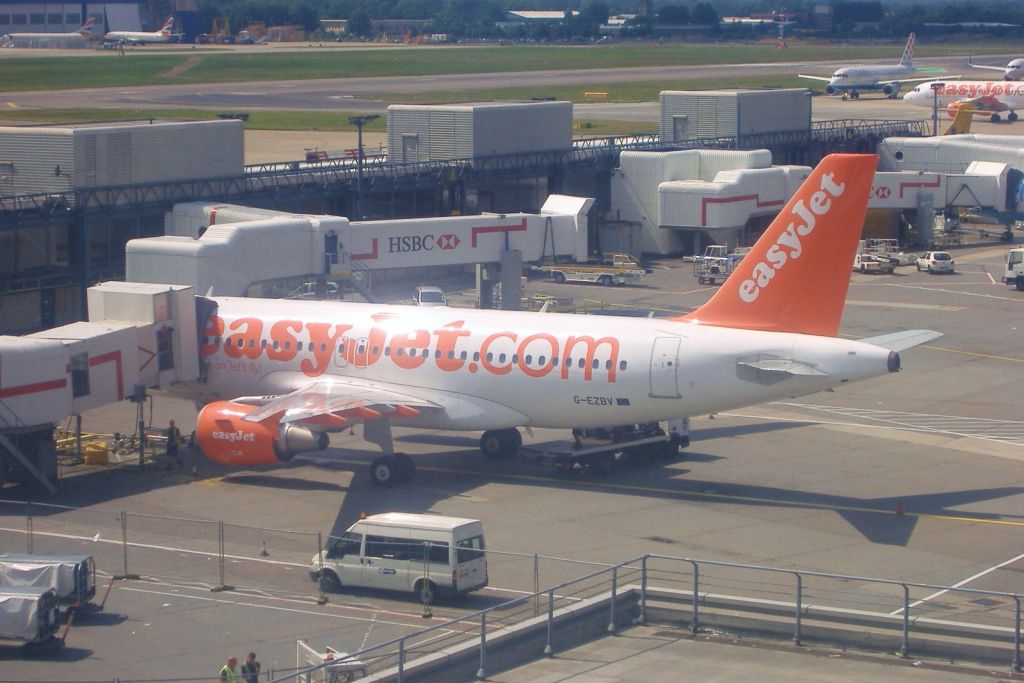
[2,240,1023,681]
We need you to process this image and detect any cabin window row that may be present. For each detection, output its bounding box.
[203,336,629,371]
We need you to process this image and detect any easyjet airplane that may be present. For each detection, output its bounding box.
[185,154,939,486]
[104,16,176,45]
[904,79,1024,122]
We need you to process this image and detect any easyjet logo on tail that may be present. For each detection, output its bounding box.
[738,172,846,303]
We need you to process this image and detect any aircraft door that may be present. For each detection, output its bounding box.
[650,337,681,398]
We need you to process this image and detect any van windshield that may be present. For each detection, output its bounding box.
[327,532,362,559]
[456,535,486,564]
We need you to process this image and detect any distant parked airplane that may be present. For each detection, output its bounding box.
[104,16,177,46]
[799,34,939,99]
[904,80,1024,122]
[0,17,95,47]
[969,56,1024,81]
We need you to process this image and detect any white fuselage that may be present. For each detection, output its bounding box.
[903,80,1024,111]
[188,297,894,432]
[827,64,915,91]
[104,29,171,43]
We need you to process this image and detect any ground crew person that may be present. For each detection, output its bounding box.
[165,419,183,469]
[219,656,239,682]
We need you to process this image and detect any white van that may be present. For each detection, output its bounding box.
[310,513,487,602]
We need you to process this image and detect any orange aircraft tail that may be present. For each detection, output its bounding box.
[671,153,877,337]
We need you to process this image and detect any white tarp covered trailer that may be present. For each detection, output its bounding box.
[0,555,97,609]
[0,586,61,644]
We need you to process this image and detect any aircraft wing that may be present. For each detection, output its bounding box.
[952,94,1012,113]
[797,74,832,82]
[968,59,1007,73]
[239,378,440,426]
[882,76,957,85]
[861,329,942,352]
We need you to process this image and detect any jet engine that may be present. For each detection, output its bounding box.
[882,83,901,98]
[825,85,837,95]
[195,401,328,466]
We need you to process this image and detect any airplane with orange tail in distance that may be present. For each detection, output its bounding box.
[181,154,940,486]
[903,79,1024,122]
[104,16,177,46]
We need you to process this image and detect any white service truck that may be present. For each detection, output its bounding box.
[1004,247,1024,290]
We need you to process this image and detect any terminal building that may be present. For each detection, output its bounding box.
[6,92,1023,337]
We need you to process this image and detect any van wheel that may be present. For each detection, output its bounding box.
[415,579,436,604]
[318,570,341,593]
[553,272,566,284]
[599,274,614,286]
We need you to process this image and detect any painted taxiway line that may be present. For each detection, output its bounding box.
[889,551,1024,615]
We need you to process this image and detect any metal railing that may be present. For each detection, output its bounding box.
[2,500,1018,681]
[278,553,1022,682]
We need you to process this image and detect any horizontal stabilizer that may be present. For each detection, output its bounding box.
[736,357,829,385]
[862,329,942,352]
[737,359,829,377]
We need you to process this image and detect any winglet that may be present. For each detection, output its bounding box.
[671,154,878,337]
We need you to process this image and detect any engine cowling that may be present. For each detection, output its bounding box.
[882,83,901,97]
[196,401,328,466]
[825,85,837,95]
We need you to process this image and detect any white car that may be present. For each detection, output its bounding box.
[414,285,448,306]
[916,251,955,274]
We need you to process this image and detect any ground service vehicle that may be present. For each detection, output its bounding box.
[852,253,895,274]
[916,251,956,273]
[521,421,687,474]
[534,253,646,286]
[414,285,448,306]
[1004,248,1024,290]
[310,513,487,602]
[0,555,97,613]
[0,586,62,650]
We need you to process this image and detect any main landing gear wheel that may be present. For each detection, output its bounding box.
[1010,112,1020,122]
[369,453,415,487]
[480,428,522,458]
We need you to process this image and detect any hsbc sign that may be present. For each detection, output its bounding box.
[388,233,461,253]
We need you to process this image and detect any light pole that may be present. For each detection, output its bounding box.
[348,114,379,218]
[930,82,945,137]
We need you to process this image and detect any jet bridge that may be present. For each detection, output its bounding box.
[0,284,199,492]
[127,196,594,299]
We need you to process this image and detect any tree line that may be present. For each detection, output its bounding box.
[194,0,1024,41]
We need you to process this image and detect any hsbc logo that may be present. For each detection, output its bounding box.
[388,233,461,253]
[874,186,891,199]
[437,234,460,250]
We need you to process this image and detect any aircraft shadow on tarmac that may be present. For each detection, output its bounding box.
[0,644,92,662]
[319,422,1024,549]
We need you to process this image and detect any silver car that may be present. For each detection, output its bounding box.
[916,251,955,274]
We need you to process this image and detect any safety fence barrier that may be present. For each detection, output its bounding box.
[1,500,1020,681]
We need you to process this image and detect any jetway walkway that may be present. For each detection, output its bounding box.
[0,284,200,491]
[125,196,595,299]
